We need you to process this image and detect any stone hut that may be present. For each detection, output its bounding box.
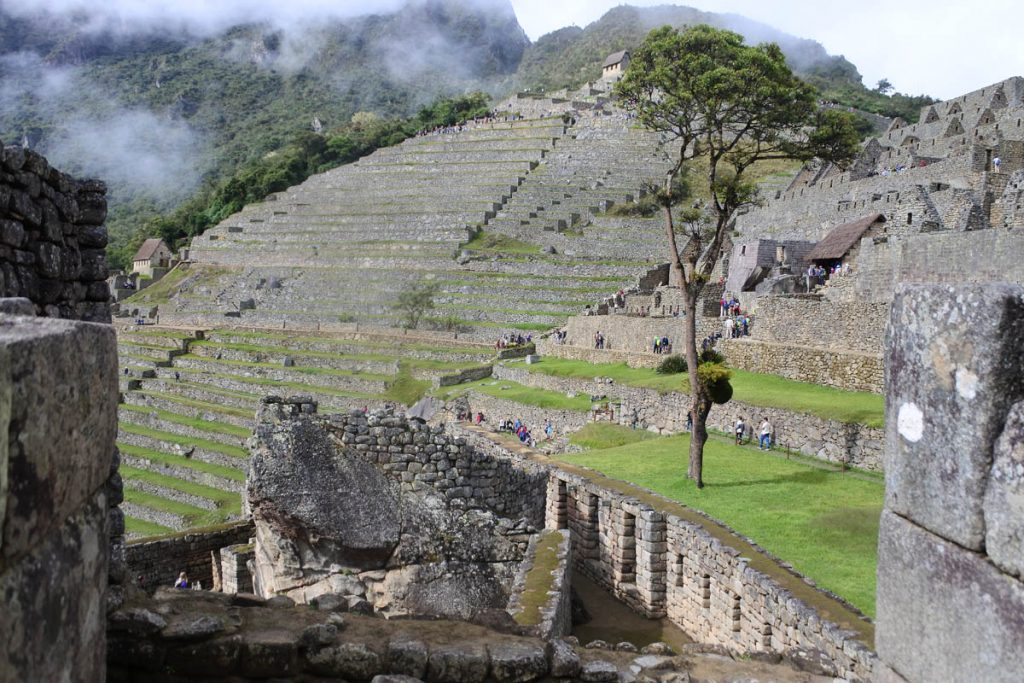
[805,212,886,270]
[131,237,172,277]
[601,50,630,81]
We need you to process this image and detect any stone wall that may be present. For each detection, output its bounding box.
[874,284,1024,683]
[125,521,254,593]
[855,229,1024,303]
[0,314,118,681]
[559,311,718,355]
[464,389,592,441]
[543,467,876,679]
[746,296,888,354]
[330,408,550,527]
[0,142,110,322]
[536,338,661,368]
[505,528,572,640]
[493,363,884,471]
[719,338,884,394]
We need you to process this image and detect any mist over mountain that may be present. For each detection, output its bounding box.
[0,1,918,267]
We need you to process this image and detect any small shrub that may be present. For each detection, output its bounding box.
[697,361,733,405]
[656,355,688,375]
[699,349,725,364]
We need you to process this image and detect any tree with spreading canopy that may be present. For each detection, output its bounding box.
[615,24,861,487]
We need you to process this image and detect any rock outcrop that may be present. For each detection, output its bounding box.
[247,398,531,619]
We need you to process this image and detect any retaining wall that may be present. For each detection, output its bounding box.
[746,296,888,354]
[719,338,884,395]
[505,529,573,640]
[464,390,593,442]
[493,363,884,471]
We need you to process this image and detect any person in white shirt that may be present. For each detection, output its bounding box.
[759,418,772,450]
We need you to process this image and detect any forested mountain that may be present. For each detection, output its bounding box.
[0,1,931,267]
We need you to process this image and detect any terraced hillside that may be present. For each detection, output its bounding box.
[115,324,498,538]
[144,106,676,335]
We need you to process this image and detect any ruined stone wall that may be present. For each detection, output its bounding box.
[718,338,884,394]
[875,284,1024,683]
[505,528,572,640]
[330,409,550,527]
[0,314,118,681]
[543,469,875,680]
[125,521,254,593]
[0,143,110,322]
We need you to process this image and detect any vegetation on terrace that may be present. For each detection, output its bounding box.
[512,357,884,427]
[556,427,883,616]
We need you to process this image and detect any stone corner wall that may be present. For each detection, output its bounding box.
[1,143,111,323]
[875,284,1024,683]
[0,314,119,681]
[506,528,572,640]
[125,520,255,593]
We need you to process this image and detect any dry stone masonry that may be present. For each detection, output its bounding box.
[875,284,1024,682]
[0,140,110,322]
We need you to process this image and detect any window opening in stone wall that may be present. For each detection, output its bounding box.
[731,593,742,632]
[761,622,772,649]
[673,554,685,587]
[556,479,568,530]
[741,245,746,255]
[621,512,637,583]
[907,212,913,225]
[701,574,711,609]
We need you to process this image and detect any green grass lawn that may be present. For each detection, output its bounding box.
[516,357,884,427]
[124,516,174,537]
[384,365,432,406]
[570,423,659,450]
[434,378,593,412]
[117,443,247,482]
[556,432,883,616]
[462,231,541,255]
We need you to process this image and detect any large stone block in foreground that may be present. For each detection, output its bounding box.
[983,400,1024,578]
[0,314,118,559]
[875,509,1024,683]
[885,284,1024,549]
[0,313,117,682]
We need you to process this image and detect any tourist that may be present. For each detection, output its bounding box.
[475,412,484,425]
[174,572,189,589]
[630,408,639,430]
[734,416,746,445]
[994,156,1002,172]
[653,337,660,354]
[544,420,553,440]
[661,336,670,353]
[759,418,773,450]
[685,411,693,432]
[724,317,735,339]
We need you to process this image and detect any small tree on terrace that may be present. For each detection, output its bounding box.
[395,279,440,330]
[615,25,860,487]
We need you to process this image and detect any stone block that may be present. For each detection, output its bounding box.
[0,490,108,682]
[426,642,489,682]
[0,315,117,561]
[875,509,1024,683]
[885,284,1024,549]
[488,640,548,682]
[984,401,1024,578]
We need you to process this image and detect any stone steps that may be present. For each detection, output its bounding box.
[117,421,248,470]
[121,390,254,429]
[118,405,249,449]
[188,341,401,375]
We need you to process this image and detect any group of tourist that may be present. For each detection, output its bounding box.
[550,329,568,345]
[719,295,742,318]
[805,263,850,291]
[722,315,751,339]
[496,417,554,447]
[734,416,774,450]
[652,336,672,354]
[495,332,532,349]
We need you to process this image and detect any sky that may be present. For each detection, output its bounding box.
[509,0,1023,100]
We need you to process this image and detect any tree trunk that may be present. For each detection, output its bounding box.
[662,177,685,288]
[679,283,709,487]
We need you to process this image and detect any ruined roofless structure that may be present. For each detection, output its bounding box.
[727,77,1024,302]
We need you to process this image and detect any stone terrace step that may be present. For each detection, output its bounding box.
[117,425,247,473]
[121,390,253,429]
[118,405,249,450]
[129,378,263,412]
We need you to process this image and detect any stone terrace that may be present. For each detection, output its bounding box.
[167,109,676,335]
[114,324,498,538]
